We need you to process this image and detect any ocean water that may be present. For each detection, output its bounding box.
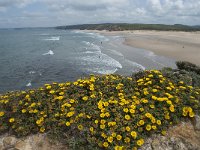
[0,28,176,93]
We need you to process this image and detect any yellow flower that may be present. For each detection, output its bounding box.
[116,135,122,141]
[9,118,15,123]
[123,108,129,113]
[70,99,75,103]
[126,126,131,131]
[57,96,64,100]
[40,127,45,133]
[66,122,71,126]
[94,120,99,124]
[107,136,113,143]
[152,125,157,130]
[139,120,145,126]
[89,127,94,132]
[78,124,83,130]
[124,137,130,143]
[146,124,151,131]
[100,124,106,129]
[101,132,107,138]
[152,96,157,100]
[125,115,131,120]
[46,85,51,89]
[151,118,156,123]
[130,109,135,114]
[100,113,105,118]
[161,130,167,136]
[169,105,175,112]
[137,139,144,146]
[112,132,117,137]
[103,142,109,148]
[152,89,158,93]
[145,113,152,118]
[100,119,106,124]
[104,102,109,107]
[189,111,195,117]
[131,131,137,139]
[156,120,162,125]
[0,111,5,117]
[150,104,155,109]
[49,90,55,94]
[82,96,88,101]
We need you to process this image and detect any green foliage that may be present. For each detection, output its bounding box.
[56,23,200,31]
[0,70,200,150]
[176,61,200,75]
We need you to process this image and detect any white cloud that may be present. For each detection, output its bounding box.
[0,0,200,28]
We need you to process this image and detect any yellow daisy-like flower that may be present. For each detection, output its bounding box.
[40,127,45,133]
[152,89,158,93]
[189,111,195,117]
[124,137,130,143]
[139,120,145,126]
[78,124,83,130]
[112,132,117,137]
[161,130,167,136]
[125,115,131,120]
[130,109,135,114]
[131,131,137,139]
[65,122,71,126]
[89,127,94,132]
[103,142,109,148]
[126,126,131,132]
[146,124,151,131]
[123,108,129,113]
[49,90,55,94]
[152,125,157,130]
[107,136,113,143]
[116,135,122,141]
[137,139,144,146]
[9,118,15,123]
[100,124,106,129]
[169,105,175,112]
[82,96,88,101]
[0,111,5,117]
[100,119,106,124]
[156,120,162,125]
[145,113,152,118]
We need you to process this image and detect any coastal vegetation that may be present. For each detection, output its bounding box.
[0,61,200,149]
[56,23,200,31]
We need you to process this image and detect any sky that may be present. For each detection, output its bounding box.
[0,0,200,28]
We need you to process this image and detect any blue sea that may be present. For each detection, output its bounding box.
[0,28,176,93]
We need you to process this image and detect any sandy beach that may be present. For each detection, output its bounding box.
[86,30,200,66]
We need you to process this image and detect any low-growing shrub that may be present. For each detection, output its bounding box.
[0,70,200,150]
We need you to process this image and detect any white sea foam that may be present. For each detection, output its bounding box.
[82,41,101,52]
[107,49,124,57]
[80,52,122,74]
[42,50,54,55]
[26,82,32,87]
[44,36,60,41]
[85,51,95,54]
[125,59,146,71]
[29,71,36,74]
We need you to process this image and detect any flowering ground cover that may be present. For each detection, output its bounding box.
[0,70,200,150]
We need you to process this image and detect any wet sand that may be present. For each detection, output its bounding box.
[85,30,200,66]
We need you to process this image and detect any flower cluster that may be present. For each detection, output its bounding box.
[0,70,200,150]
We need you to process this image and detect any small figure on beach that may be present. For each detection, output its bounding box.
[101,41,102,44]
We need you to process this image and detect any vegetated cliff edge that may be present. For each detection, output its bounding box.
[0,61,200,150]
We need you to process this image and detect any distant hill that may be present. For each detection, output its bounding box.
[56,23,200,31]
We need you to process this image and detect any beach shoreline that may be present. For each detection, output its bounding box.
[84,30,200,66]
